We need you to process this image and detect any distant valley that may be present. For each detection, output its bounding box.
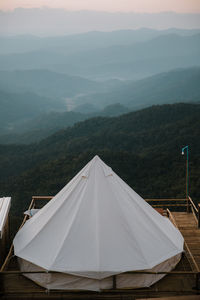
[0,65,199,144]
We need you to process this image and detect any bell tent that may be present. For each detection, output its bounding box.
[13,155,184,291]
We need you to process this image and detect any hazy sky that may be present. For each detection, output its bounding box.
[1,0,200,13]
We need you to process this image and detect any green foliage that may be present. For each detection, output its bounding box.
[0,103,199,220]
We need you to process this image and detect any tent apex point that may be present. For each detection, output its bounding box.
[94,155,100,160]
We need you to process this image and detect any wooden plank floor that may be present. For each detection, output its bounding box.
[171,212,200,271]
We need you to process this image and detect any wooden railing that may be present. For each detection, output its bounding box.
[0,268,199,290]
[145,198,188,211]
[188,196,198,222]
[32,196,53,209]
[146,197,200,228]
[31,196,197,210]
[187,196,200,228]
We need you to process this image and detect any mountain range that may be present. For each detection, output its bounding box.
[0,104,129,144]
[0,9,199,35]
[0,89,65,131]
[1,28,199,55]
[73,67,200,109]
[55,33,200,79]
[0,67,199,144]
[0,32,199,80]
[0,69,106,98]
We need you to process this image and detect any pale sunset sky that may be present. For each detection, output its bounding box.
[1,0,200,13]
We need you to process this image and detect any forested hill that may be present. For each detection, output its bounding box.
[0,103,199,217]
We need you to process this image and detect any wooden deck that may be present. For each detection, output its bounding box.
[1,197,200,299]
[171,212,200,271]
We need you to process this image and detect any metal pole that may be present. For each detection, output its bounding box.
[186,146,189,199]
[182,146,189,212]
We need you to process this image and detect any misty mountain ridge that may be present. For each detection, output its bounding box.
[1,28,200,55]
[0,69,113,98]
[61,33,200,79]
[0,66,199,143]
[73,67,200,109]
[0,103,130,144]
[0,89,66,132]
[0,32,199,80]
[0,8,199,35]
[0,28,199,146]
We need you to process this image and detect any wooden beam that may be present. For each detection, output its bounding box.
[188,197,198,213]
[152,204,187,207]
[145,199,186,202]
[0,270,197,275]
[198,204,200,229]
[32,196,54,200]
[191,206,198,224]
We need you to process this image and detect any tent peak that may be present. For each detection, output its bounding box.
[82,155,113,178]
[93,155,101,160]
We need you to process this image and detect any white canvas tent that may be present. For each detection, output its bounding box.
[0,197,11,239]
[13,155,184,291]
[0,197,11,267]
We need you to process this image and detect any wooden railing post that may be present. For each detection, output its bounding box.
[0,272,4,295]
[198,204,200,229]
[112,275,116,289]
[187,197,189,213]
[196,272,200,290]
